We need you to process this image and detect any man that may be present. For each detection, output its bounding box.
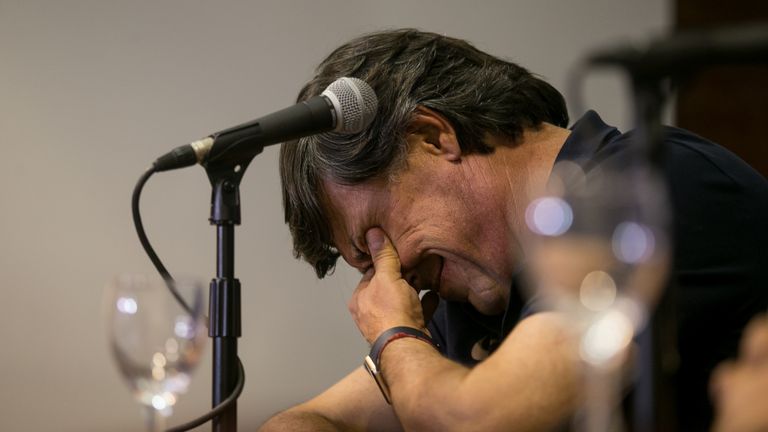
[260,29,768,431]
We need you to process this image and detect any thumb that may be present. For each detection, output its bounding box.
[366,228,402,278]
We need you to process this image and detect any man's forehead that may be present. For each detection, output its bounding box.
[319,177,387,250]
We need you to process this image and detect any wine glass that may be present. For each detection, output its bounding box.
[524,159,670,431]
[105,274,207,432]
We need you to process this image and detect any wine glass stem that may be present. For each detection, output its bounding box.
[144,407,166,432]
[577,361,624,432]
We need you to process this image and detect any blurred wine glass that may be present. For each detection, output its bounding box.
[525,159,670,431]
[105,274,207,432]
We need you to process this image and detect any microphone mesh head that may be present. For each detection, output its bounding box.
[322,77,378,134]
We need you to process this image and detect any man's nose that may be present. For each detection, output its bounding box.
[402,254,442,292]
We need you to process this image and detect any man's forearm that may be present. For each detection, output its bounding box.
[258,367,404,432]
[380,314,580,432]
[258,408,344,432]
[381,337,473,431]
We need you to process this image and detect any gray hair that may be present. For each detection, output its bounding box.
[280,29,569,277]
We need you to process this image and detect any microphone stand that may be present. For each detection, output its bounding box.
[204,159,254,432]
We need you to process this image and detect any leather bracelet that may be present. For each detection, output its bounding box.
[363,326,437,404]
[370,326,436,366]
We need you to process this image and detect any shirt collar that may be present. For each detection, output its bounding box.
[556,110,622,165]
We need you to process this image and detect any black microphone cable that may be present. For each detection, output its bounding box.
[132,165,245,432]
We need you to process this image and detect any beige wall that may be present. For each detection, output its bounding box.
[0,1,668,430]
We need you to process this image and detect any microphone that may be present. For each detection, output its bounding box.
[153,77,378,172]
[587,23,768,77]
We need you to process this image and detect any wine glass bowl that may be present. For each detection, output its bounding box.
[525,160,671,431]
[106,274,207,431]
[526,161,670,353]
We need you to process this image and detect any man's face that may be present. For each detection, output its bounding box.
[321,146,518,315]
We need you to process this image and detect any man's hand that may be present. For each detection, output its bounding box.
[347,227,437,343]
[711,315,768,432]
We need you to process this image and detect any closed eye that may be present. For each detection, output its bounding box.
[352,245,372,274]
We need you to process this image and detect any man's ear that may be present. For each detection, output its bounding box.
[406,106,462,162]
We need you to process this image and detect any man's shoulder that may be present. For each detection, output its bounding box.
[657,125,768,233]
[660,126,767,191]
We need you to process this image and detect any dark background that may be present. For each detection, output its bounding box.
[675,0,768,176]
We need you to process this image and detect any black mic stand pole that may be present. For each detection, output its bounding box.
[205,160,253,432]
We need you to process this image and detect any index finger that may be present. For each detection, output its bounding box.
[365,227,402,279]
